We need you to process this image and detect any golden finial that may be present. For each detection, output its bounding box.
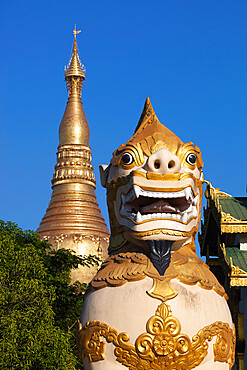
[73,24,81,37]
[72,24,81,53]
[64,25,85,97]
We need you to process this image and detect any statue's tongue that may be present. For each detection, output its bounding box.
[140,199,176,214]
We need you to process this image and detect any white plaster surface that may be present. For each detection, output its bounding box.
[81,278,234,369]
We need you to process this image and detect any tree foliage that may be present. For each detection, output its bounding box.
[0,221,98,369]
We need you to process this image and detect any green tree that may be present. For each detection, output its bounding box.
[0,221,98,369]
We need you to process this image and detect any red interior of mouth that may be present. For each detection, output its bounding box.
[126,196,190,215]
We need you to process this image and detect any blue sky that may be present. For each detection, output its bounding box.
[1,1,246,256]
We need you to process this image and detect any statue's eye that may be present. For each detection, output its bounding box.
[121,153,134,166]
[186,153,197,166]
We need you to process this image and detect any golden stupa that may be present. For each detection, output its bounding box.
[37,26,110,283]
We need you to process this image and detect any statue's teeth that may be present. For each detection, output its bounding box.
[124,209,198,223]
[136,211,142,223]
[192,194,198,206]
[121,185,198,224]
[133,185,141,199]
[184,187,192,201]
[181,213,188,223]
[125,186,196,200]
[192,207,198,218]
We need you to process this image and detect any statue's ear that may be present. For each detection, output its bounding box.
[99,165,109,188]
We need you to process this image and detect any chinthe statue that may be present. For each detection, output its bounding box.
[77,97,236,369]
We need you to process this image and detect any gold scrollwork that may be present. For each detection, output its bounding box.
[77,302,235,369]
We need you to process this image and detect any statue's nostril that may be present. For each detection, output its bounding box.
[168,160,175,169]
[154,160,160,169]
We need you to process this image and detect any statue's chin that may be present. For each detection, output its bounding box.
[123,228,192,252]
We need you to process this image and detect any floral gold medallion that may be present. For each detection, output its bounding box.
[77,302,235,369]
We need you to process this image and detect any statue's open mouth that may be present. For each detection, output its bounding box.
[120,185,198,224]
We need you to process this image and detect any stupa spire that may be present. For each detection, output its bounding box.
[64,25,85,98]
[59,26,89,146]
[38,27,110,283]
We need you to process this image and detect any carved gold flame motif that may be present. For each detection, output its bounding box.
[77,302,235,369]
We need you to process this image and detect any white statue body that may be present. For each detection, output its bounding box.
[78,98,235,369]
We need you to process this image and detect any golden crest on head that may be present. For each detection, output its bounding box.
[100,98,204,254]
[111,97,203,171]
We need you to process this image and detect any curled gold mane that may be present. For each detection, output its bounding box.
[87,245,227,301]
